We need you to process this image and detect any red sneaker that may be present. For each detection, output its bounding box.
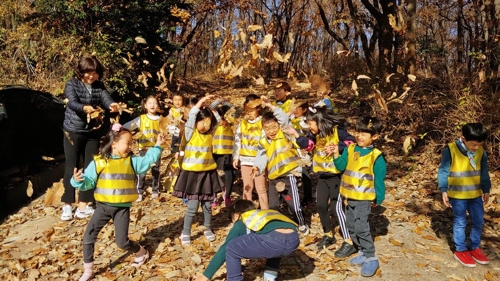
[469,248,489,265]
[454,251,476,267]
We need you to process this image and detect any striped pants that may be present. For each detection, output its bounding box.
[268,175,306,227]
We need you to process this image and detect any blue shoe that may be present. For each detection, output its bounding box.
[263,269,278,281]
[361,257,379,277]
[182,198,188,204]
[350,251,366,266]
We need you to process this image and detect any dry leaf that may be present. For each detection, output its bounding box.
[407,74,417,81]
[351,80,358,96]
[27,180,33,198]
[247,25,262,32]
[253,76,265,86]
[388,238,404,247]
[214,30,221,38]
[256,34,273,49]
[421,235,438,241]
[357,74,371,80]
[386,73,395,83]
[135,36,147,44]
[44,182,65,206]
[276,182,286,192]
[403,136,413,154]
[374,90,388,113]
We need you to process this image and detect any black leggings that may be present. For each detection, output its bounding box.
[62,131,99,203]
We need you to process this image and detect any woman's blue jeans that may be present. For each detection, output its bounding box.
[449,196,484,252]
[225,230,299,281]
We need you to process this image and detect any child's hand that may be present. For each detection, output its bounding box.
[109,103,120,113]
[283,126,299,138]
[442,192,450,208]
[371,202,377,208]
[193,275,209,281]
[232,159,240,170]
[83,105,95,114]
[73,168,84,182]
[197,95,216,108]
[174,152,180,159]
[249,166,259,179]
[324,143,338,157]
[155,134,166,146]
[483,193,490,204]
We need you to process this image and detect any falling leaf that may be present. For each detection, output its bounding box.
[385,73,395,83]
[247,25,262,32]
[135,36,147,44]
[253,76,265,86]
[213,30,221,38]
[407,74,417,81]
[44,181,65,206]
[239,29,247,44]
[351,80,358,96]
[256,34,273,49]
[27,180,33,198]
[403,136,413,154]
[288,32,295,44]
[357,74,371,80]
[374,90,388,113]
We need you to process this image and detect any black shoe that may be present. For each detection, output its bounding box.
[317,235,335,250]
[334,242,357,258]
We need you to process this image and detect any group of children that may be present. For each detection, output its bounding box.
[70,80,492,281]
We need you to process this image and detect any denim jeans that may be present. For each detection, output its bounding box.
[449,196,484,252]
[225,230,299,281]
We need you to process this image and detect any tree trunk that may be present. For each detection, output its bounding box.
[406,0,417,75]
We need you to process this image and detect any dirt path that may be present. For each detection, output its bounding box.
[1,159,499,281]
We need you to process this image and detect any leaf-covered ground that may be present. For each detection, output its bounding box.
[1,85,500,281]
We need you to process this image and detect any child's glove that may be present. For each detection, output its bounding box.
[168,125,180,136]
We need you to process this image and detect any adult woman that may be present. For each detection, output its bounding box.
[61,56,119,221]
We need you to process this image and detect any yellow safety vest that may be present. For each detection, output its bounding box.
[241,209,298,231]
[93,156,138,203]
[313,127,342,174]
[171,107,183,119]
[259,130,300,180]
[182,130,217,171]
[273,99,292,114]
[213,124,234,155]
[340,144,382,201]
[239,119,262,157]
[137,114,160,148]
[447,142,483,199]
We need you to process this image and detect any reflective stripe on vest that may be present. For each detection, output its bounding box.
[447,142,483,199]
[137,115,160,148]
[273,99,292,114]
[93,156,138,203]
[241,209,298,231]
[181,130,217,171]
[259,130,300,180]
[213,125,234,155]
[339,144,382,201]
[313,127,342,174]
[240,119,262,157]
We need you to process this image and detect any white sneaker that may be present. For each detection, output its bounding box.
[75,205,95,219]
[298,225,310,235]
[136,194,143,202]
[60,205,73,221]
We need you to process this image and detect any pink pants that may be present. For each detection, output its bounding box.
[240,165,268,209]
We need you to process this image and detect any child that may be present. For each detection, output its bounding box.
[332,117,386,277]
[212,104,235,208]
[288,106,355,256]
[251,106,310,235]
[123,95,162,201]
[232,94,269,209]
[438,123,490,267]
[272,81,293,114]
[167,93,185,154]
[71,123,165,281]
[193,199,299,281]
[290,102,314,206]
[173,95,223,245]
